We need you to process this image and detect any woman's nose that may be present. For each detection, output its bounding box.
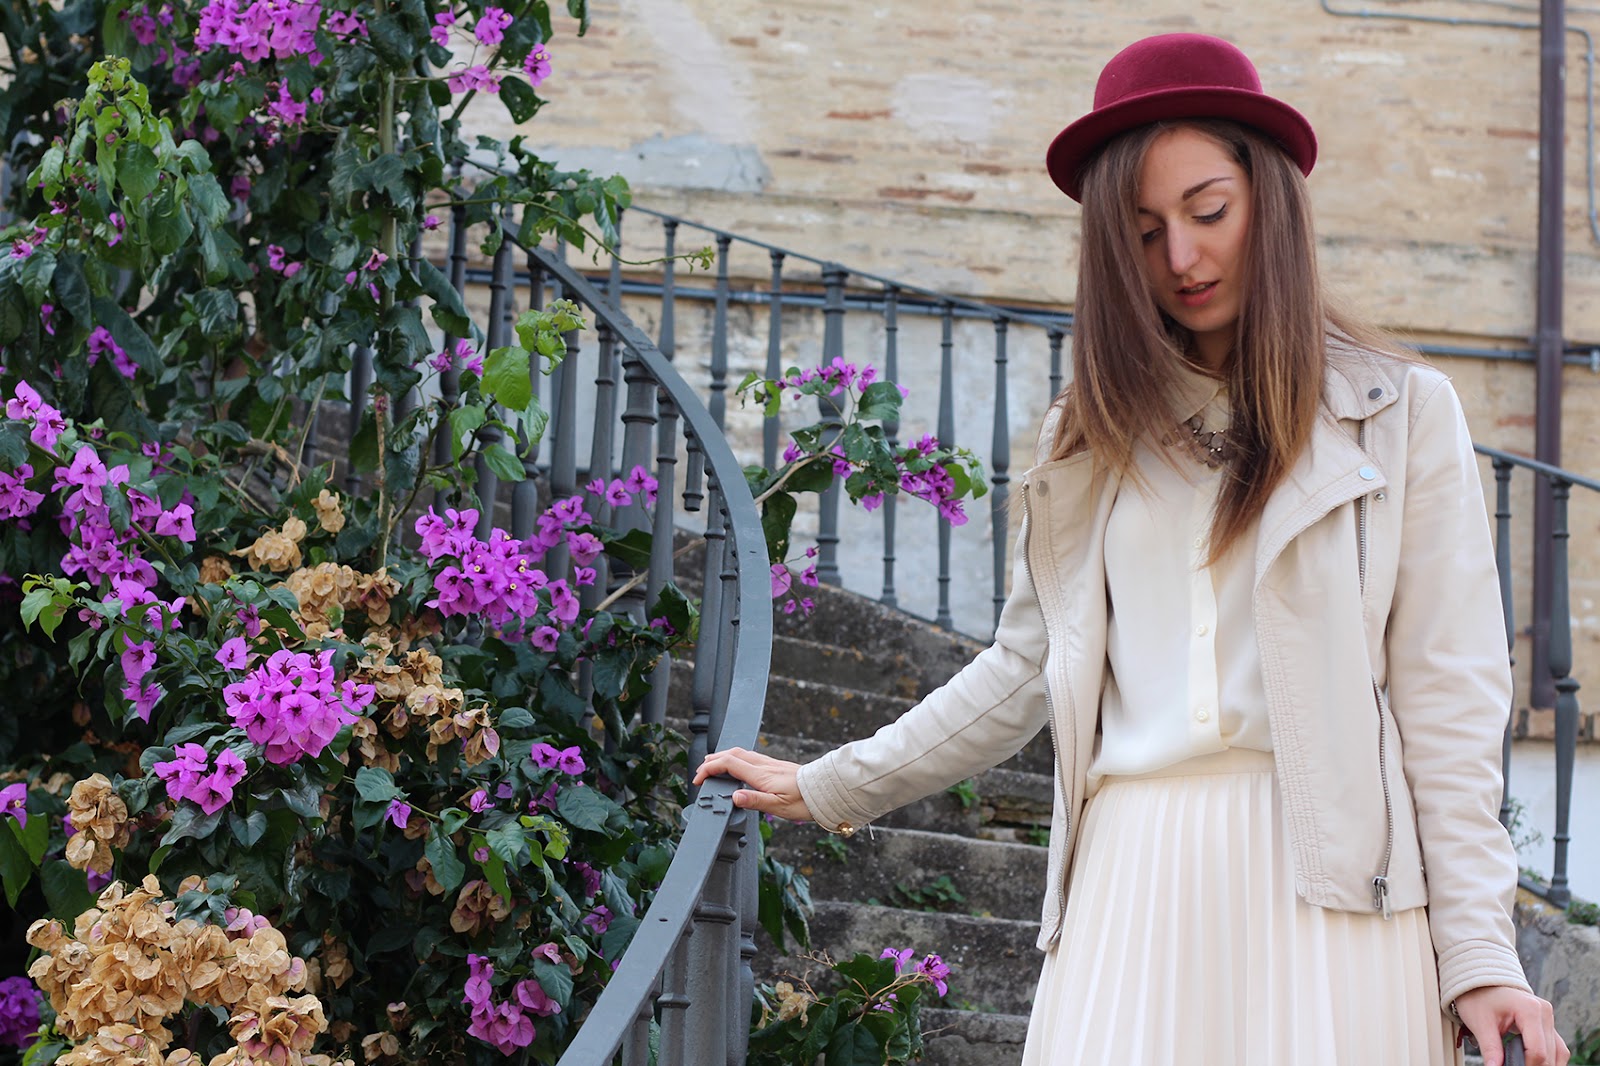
[1166,230,1200,276]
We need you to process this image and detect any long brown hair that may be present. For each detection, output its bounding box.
[1050,118,1401,562]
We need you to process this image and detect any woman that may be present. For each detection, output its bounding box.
[695,32,1568,1066]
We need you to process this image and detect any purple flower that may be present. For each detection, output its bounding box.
[914,953,950,997]
[567,531,603,566]
[474,6,511,45]
[0,976,41,1048]
[770,564,792,598]
[223,648,375,765]
[122,681,164,722]
[0,465,44,521]
[216,636,250,670]
[880,947,914,972]
[514,977,561,1017]
[468,789,493,813]
[120,638,157,686]
[524,42,552,87]
[782,440,805,464]
[155,503,195,541]
[386,799,412,828]
[430,10,454,45]
[447,64,501,94]
[625,465,658,506]
[423,214,442,230]
[530,626,561,653]
[40,303,55,337]
[554,745,585,776]
[603,480,633,508]
[325,10,365,37]
[581,905,612,934]
[860,493,884,513]
[0,783,27,829]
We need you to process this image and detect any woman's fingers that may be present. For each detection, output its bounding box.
[693,747,812,823]
[1455,987,1569,1066]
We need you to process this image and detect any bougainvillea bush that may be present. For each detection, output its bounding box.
[0,0,993,1057]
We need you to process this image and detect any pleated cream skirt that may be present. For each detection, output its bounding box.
[1021,748,1461,1066]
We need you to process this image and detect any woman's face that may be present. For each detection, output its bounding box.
[1136,126,1252,370]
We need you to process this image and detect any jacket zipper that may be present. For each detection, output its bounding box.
[1356,422,1396,920]
[1020,481,1070,937]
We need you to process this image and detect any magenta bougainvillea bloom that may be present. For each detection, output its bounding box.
[222,649,375,765]
[385,799,412,828]
[0,783,27,829]
[153,744,249,815]
[0,976,41,1048]
[473,6,511,45]
[524,42,552,87]
[447,64,501,94]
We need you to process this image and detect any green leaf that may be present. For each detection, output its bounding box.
[0,422,29,469]
[119,142,159,199]
[91,296,161,376]
[354,766,400,803]
[19,584,70,639]
[856,380,904,423]
[16,809,48,864]
[601,528,653,570]
[826,1020,887,1066]
[187,172,230,226]
[761,490,797,564]
[18,248,57,307]
[486,821,525,864]
[481,443,526,484]
[41,861,96,920]
[426,826,466,894]
[497,707,536,734]
[448,404,487,462]
[162,804,224,846]
[52,251,93,323]
[413,260,472,338]
[499,77,542,123]
[481,345,532,411]
[555,785,617,833]
[600,911,640,963]
[229,810,268,847]
[531,957,573,1007]
[0,822,32,907]
[194,288,239,336]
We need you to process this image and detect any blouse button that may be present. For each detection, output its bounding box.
[1194,707,1211,723]
[1196,624,1209,636]
[1358,466,1377,481]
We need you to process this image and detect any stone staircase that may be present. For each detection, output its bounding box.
[677,566,1057,1064]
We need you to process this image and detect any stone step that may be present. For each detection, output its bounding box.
[672,547,989,685]
[669,671,1056,778]
[757,733,1053,839]
[769,632,964,702]
[919,1008,1030,1066]
[767,822,1048,923]
[761,900,1043,1018]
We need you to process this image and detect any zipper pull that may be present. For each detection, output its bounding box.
[1372,876,1393,920]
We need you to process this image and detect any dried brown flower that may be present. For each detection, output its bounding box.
[234,517,308,573]
[65,774,131,874]
[199,556,235,585]
[313,489,346,534]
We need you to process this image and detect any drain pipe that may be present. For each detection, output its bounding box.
[1532,0,1566,706]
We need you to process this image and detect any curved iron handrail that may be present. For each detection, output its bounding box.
[523,243,774,1065]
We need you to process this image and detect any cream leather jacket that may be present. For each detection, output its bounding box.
[795,345,1532,1010]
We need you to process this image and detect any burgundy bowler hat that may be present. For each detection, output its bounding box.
[1046,33,1318,202]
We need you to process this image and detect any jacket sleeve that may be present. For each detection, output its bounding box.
[795,500,1052,834]
[1385,377,1531,1008]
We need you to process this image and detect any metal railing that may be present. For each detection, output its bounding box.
[619,204,1069,634]
[1479,443,1598,907]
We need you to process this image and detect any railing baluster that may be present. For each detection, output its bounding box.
[685,811,743,1066]
[815,265,848,586]
[1048,328,1065,398]
[659,219,678,364]
[344,344,372,497]
[935,301,956,628]
[732,809,759,1065]
[431,178,469,509]
[763,251,786,470]
[511,256,546,541]
[710,235,733,430]
[881,285,901,608]
[688,477,727,782]
[1547,476,1580,906]
[546,241,581,577]
[620,973,657,1065]
[614,348,658,622]
[990,316,1011,632]
[1493,458,1517,830]
[471,217,514,540]
[583,320,621,604]
[656,932,692,1065]
[644,380,681,727]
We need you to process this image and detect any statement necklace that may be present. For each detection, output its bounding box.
[1178,414,1239,469]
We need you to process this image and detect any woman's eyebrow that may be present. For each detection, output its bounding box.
[1136,176,1234,215]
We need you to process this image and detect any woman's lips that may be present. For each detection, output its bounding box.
[1176,281,1218,308]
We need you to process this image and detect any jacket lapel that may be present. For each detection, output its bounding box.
[1253,349,1403,588]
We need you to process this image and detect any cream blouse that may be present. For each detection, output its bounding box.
[1087,364,1272,787]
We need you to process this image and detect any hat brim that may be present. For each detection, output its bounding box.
[1046,86,1317,202]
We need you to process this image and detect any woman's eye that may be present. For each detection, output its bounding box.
[1197,205,1229,224]
[1140,229,1160,244]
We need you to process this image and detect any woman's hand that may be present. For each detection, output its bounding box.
[692,747,811,823]
[1454,986,1569,1066]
